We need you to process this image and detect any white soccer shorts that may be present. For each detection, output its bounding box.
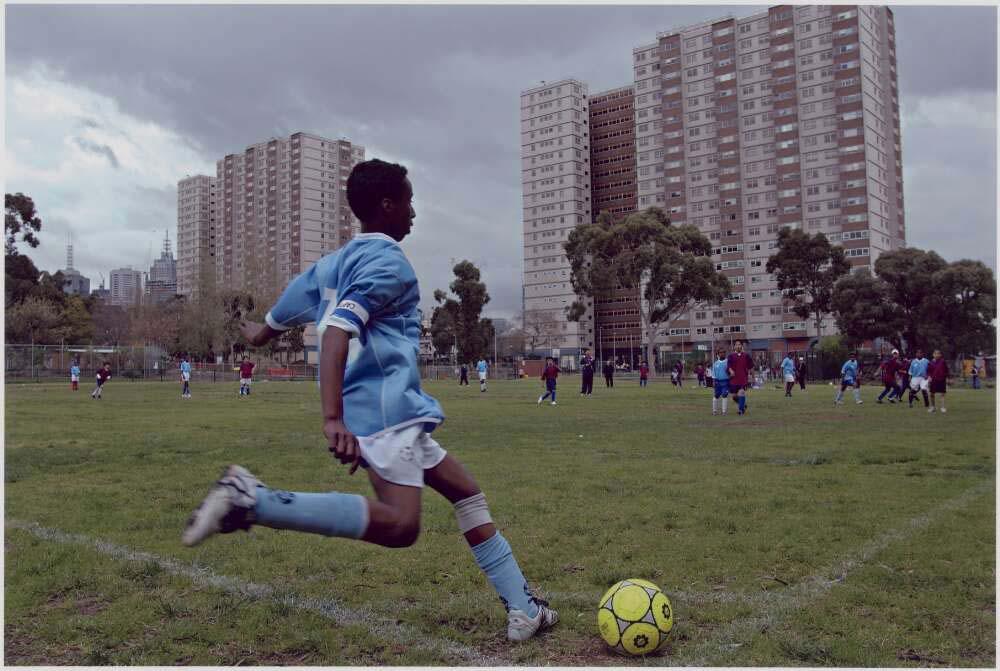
[358,424,447,488]
[478,372,487,381]
[784,373,795,383]
[182,372,191,382]
[909,375,928,391]
[71,375,79,382]
[240,377,252,386]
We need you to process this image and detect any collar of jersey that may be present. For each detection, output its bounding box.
[354,232,398,244]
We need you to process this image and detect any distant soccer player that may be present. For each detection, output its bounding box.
[907,349,930,409]
[182,159,557,641]
[603,359,614,388]
[239,355,256,396]
[91,362,111,399]
[711,348,730,415]
[780,352,796,397]
[638,360,649,388]
[70,360,81,391]
[695,362,706,387]
[459,363,469,386]
[796,356,807,391]
[180,355,192,398]
[673,359,684,388]
[477,358,488,392]
[876,349,902,404]
[580,349,595,396]
[726,340,754,415]
[537,356,560,406]
[834,352,863,405]
[927,349,948,413]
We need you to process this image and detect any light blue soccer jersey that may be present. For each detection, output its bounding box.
[908,357,929,378]
[477,360,487,374]
[841,359,858,382]
[180,361,192,374]
[781,357,795,376]
[712,359,729,381]
[70,365,81,377]
[265,232,444,437]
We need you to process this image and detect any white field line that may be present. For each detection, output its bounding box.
[668,480,995,666]
[6,520,509,667]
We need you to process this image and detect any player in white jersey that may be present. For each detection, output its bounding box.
[182,159,556,642]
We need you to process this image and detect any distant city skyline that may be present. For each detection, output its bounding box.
[6,4,996,320]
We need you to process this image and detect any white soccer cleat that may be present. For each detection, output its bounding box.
[855,400,863,405]
[537,396,543,405]
[551,401,557,406]
[940,408,947,413]
[182,465,262,547]
[928,407,935,413]
[507,600,559,642]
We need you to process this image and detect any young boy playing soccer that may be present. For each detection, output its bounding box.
[907,349,930,409]
[180,355,192,398]
[834,352,863,405]
[875,349,902,403]
[638,360,649,388]
[711,348,730,415]
[182,159,557,641]
[477,358,489,392]
[927,349,949,413]
[238,355,256,396]
[537,357,560,405]
[726,340,754,415]
[91,362,111,399]
[70,360,81,391]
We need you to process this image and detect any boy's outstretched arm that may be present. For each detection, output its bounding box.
[240,320,282,347]
[320,326,362,474]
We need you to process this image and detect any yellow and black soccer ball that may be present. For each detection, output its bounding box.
[597,578,673,656]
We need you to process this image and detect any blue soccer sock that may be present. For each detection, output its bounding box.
[737,396,746,413]
[550,390,556,402]
[253,487,369,539]
[471,532,538,617]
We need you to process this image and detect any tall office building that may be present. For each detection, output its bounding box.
[60,243,91,296]
[109,267,143,307]
[641,4,904,359]
[519,79,595,367]
[176,174,217,296]
[146,232,178,304]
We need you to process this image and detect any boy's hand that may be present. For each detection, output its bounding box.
[240,320,272,347]
[324,418,362,474]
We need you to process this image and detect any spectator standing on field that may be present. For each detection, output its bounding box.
[780,353,796,397]
[796,356,807,391]
[603,359,614,388]
[580,349,595,396]
[639,360,650,388]
[695,363,706,387]
[971,361,981,389]
[459,363,469,386]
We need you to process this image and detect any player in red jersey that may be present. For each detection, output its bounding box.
[726,340,754,416]
[238,355,256,396]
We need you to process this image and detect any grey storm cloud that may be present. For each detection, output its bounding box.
[6,4,998,316]
[73,136,120,168]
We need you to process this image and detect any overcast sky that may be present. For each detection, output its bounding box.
[5,3,997,319]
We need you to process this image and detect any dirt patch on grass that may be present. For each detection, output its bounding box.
[4,624,86,665]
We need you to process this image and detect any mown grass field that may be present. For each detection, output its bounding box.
[4,376,995,666]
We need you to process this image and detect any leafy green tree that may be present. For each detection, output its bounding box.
[282,325,306,363]
[5,296,60,343]
[564,208,729,374]
[930,259,996,357]
[92,303,131,345]
[5,193,42,256]
[872,248,948,352]
[431,261,493,362]
[52,295,95,343]
[5,252,40,307]
[765,228,850,339]
[830,269,895,349]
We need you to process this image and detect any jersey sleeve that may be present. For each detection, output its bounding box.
[265,264,321,332]
[323,244,406,339]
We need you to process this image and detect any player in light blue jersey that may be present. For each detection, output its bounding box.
[182,159,556,642]
[180,356,192,398]
[906,348,930,408]
[780,353,796,397]
[834,352,862,405]
[70,361,81,391]
[711,348,730,415]
[477,358,489,392]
